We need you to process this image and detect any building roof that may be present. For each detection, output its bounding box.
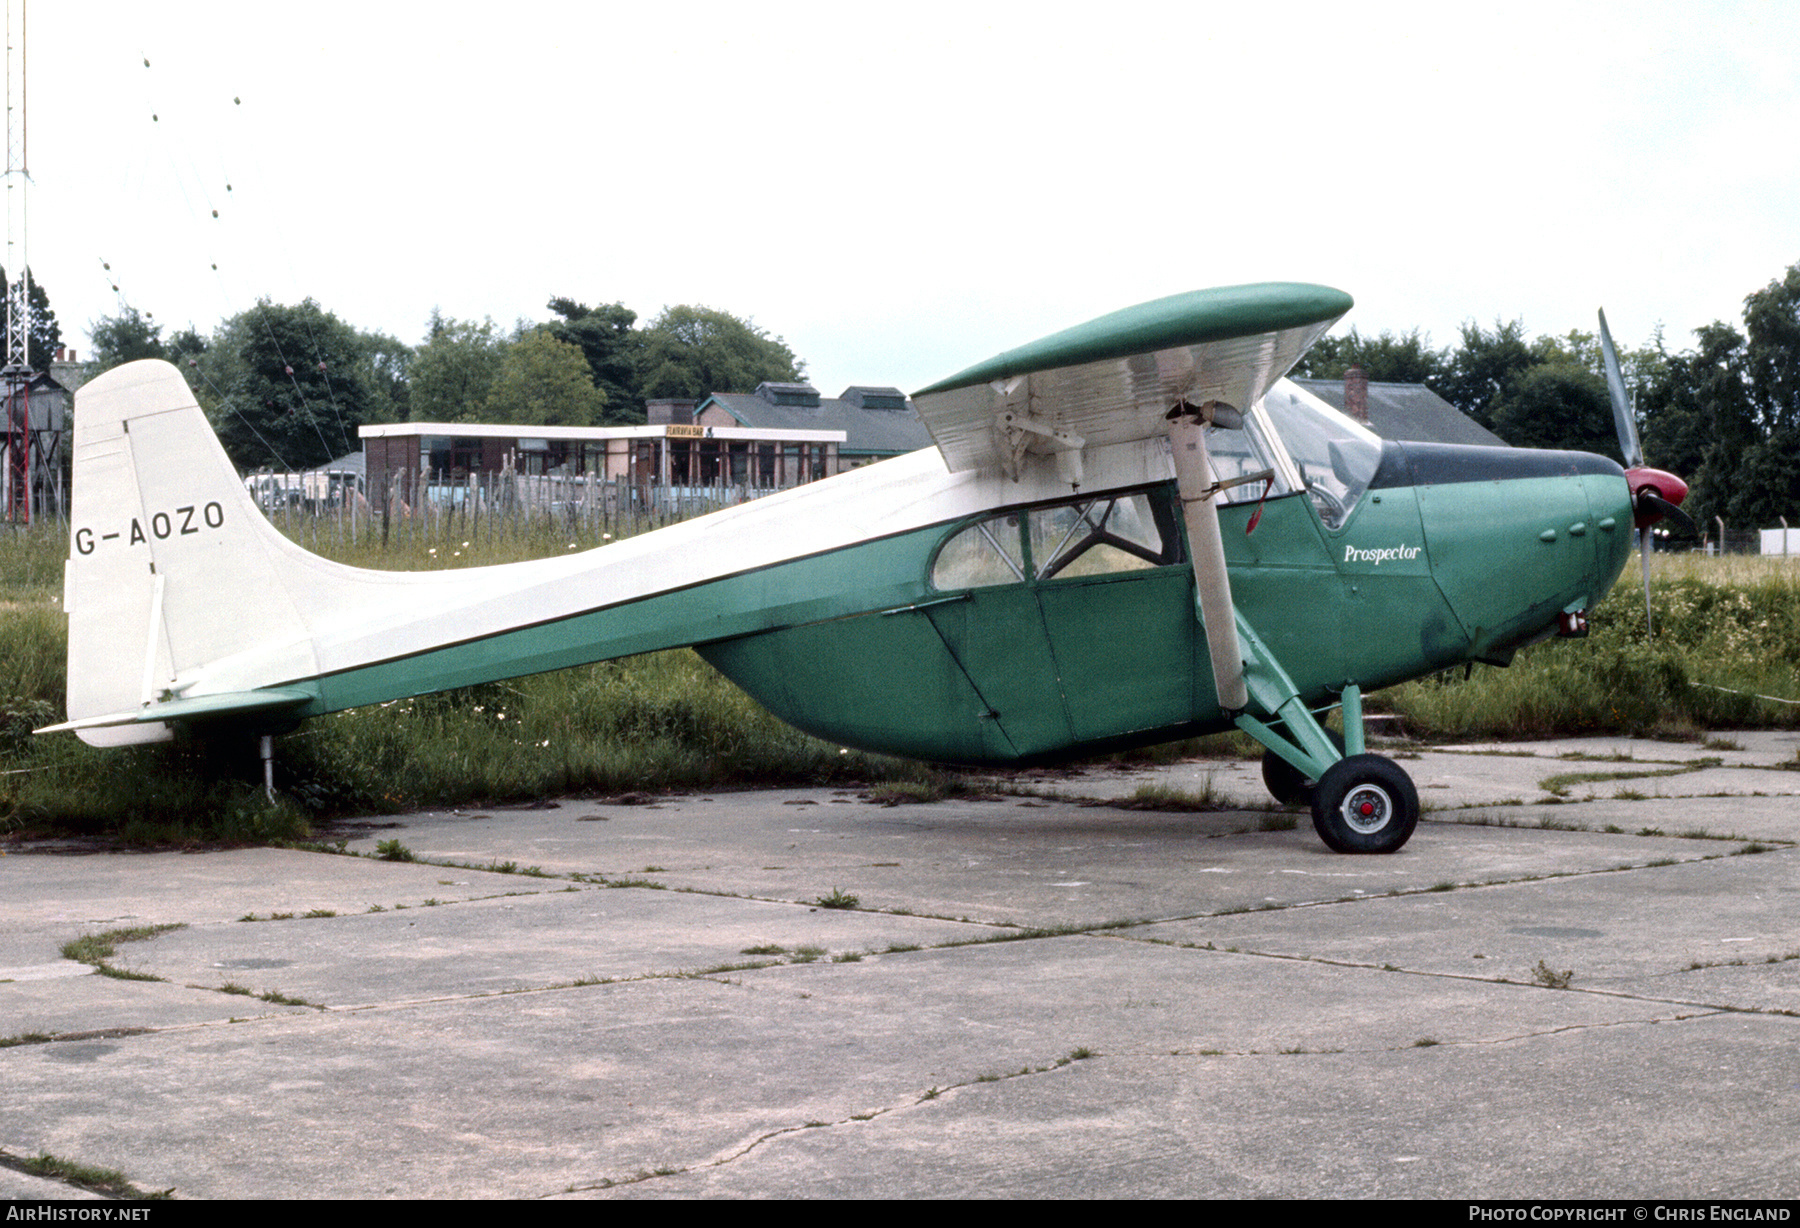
[699,384,934,458]
[310,451,366,478]
[1292,378,1508,448]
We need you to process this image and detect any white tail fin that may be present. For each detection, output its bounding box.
[62,361,321,745]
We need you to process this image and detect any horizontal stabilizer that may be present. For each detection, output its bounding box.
[35,688,316,735]
[913,283,1351,474]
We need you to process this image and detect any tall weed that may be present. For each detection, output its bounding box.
[1381,557,1800,738]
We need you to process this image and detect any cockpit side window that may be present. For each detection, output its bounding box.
[929,513,1027,590]
[930,490,1184,592]
[1028,492,1176,579]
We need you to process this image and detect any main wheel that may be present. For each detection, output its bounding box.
[1260,730,1347,807]
[1310,754,1419,854]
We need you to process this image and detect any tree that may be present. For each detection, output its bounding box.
[87,304,167,372]
[484,329,608,426]
[0,266,62,370]
[1488,364,1616,457]
[1437,319,1537,430]
[1726,427,1800,529]
[165,327,209,399]
[1639,320,1757,535]
[1292,327,1446,385]
[637,305,804,401]
[409,313,506,422]
[357,329,414,425]
[1742,263,1800,434]
[204,299,375,471]
[544,298,641,423]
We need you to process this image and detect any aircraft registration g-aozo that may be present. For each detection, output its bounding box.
[42,283,1689,854]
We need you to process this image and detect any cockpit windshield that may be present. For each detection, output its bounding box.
[1255,380,1384,529]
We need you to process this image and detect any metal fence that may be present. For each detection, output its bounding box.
[256,469,779,553]
[1694,530,1773,556]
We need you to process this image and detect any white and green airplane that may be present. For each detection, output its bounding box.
[42,283,1690,854]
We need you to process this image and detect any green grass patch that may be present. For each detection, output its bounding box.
[59,924,186,980]
[1538,764,1706,797]
[1531,959,1574,989]
[1111,778,1228,812]
[375,839,415,862]
[1375,563,1800,740]
[16,1151,171,1200]
[11,519,1800,844]
[863,776,967,806]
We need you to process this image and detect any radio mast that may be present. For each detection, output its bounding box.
[3,0,28,522]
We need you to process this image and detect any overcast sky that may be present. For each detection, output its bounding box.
[21,1,1800,396]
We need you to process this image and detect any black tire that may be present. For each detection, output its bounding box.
[1260,730,1347,807]
[1310,754,1419,854]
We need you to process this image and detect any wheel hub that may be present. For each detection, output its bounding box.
[1341,784,1392,834]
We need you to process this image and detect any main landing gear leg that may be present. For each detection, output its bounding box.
[1166,412,1416,853]
[1235,663,1419,856]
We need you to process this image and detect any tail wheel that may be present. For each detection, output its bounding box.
[1311,754,1418,854]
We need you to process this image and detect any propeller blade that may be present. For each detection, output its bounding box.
[1639,528,1655,641]
[1636,488,1697,537]
[1599,309,1642,469]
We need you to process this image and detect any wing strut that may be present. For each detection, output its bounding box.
[1167,401,1419,852]
[1166,406,1364,782]
[1168,412,1248,712]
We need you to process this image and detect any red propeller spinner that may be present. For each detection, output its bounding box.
[1624,466,1691,532]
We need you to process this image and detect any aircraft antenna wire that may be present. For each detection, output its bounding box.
[134,51,355,470]
[217,88,355,461]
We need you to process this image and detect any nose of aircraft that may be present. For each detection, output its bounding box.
[1402,442,1633,663]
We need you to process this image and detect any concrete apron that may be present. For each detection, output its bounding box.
[3,731,1798,1199]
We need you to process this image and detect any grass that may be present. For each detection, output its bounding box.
[1374,556,1800,740]
[1538,764,1708,797]
[1111,778,1229,812]
[862,777,967,806]
[3,522,946,843]
[1531,959,1575,990]
[375,838,415,862]
[59,923,186,980]
[14,1152,172,1200]
[8,525,1800,844]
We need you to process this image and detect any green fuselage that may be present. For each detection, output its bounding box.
[281,440,1633,767]
[699,441,1634,765]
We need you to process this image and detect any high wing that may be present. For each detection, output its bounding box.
[912,283,1352,480]
[911,282,1356,789]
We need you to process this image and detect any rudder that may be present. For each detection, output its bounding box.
[62,361,319,744]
